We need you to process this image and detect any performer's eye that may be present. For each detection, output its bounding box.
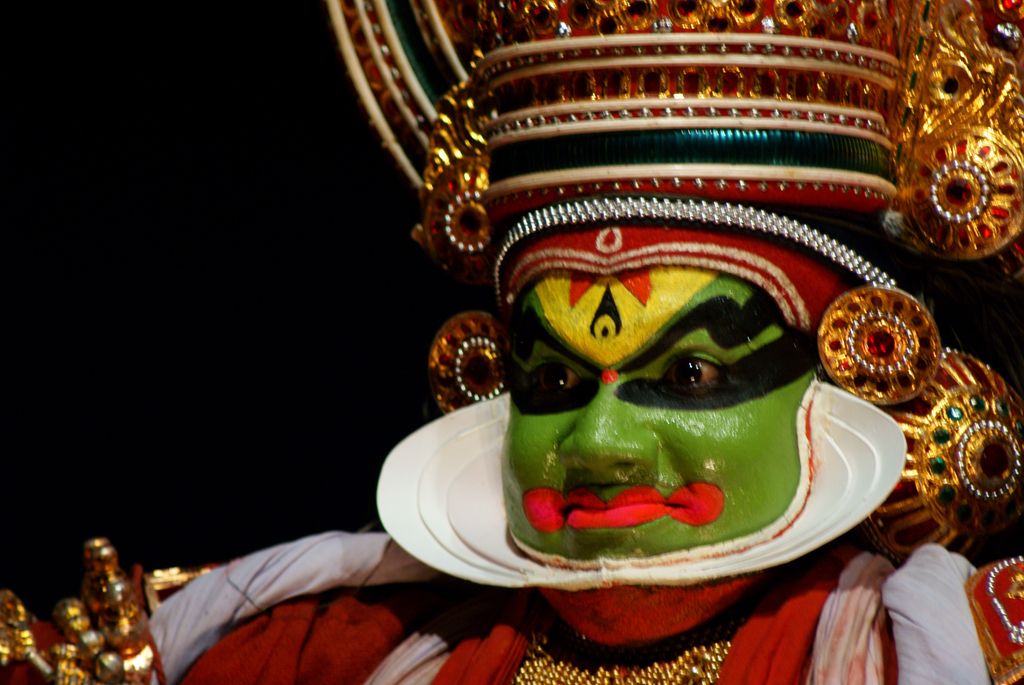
[534,363,582,392]
[662,358,720,387]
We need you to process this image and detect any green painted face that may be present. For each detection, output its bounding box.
[504,266,817,561]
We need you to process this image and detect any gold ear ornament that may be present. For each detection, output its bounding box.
[428,310,510,413]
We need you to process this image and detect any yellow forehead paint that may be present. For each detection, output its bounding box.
[534,266,717,367]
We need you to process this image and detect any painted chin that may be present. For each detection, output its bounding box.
[522,484,724,533]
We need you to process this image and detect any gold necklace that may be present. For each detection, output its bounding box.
[512,614,742,685]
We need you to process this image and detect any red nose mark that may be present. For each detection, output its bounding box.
[601,369,619,384]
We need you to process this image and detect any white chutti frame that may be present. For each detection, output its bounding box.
[377,382,906,589]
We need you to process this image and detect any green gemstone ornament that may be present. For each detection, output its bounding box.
[939,485,956,504]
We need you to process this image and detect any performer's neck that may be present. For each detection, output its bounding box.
[538,572,768,647]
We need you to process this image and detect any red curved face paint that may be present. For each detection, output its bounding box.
[523,483,724,532]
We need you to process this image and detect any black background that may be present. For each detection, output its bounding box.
[5,2,492,615]
[6,1,1023,620]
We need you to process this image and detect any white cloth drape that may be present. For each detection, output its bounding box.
[881,544,990,685]
[149,531,437,685]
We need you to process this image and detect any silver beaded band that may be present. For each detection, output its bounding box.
[955,420,1022,501]
[986,556,1024,644]
[495,196,897,302]
[454,336,505,403]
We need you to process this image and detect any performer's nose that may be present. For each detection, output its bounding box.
[557,383,659,481]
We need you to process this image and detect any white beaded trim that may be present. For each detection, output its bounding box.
[484,165,897,203]
[454,336,505,402]
[986,556,1024,645]
[847,312,914,376]
[929,161,991,224]
[955,420,1023,501]
[479,33,899,79]
[484,101,892,148]
[494,196,897,301]
[444,190,488,253]
[487,52,894,93]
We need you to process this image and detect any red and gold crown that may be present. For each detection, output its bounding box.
[329,0,1024,281]
[328,0,1024,560]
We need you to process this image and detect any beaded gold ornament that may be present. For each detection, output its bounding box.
[817,286,941,405]
[0,540,155,685]
[888,0,1024,261]
[413,82,498,285]
[859,350,1024,562]
[512,616,742,685]
[428,311,510,413]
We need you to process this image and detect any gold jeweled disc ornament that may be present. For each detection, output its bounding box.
[817,286,942,405]
[860,350,1024,562]
[428,311,510,413]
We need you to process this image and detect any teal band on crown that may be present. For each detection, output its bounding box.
[488,130,892,183]
[381,0,449,104]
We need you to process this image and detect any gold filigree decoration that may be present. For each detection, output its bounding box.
[1,540,158,684]
[493,66,887,115]
[417,80,495,284]
[0,589,36,666]
[491,0,894,44]
[773,0,895,51]
[142,565,217,613]
[428,311,509,413]
[901,127,1023,258]
[564,0,657,36]
[993,238,1024,281]
[890,0,1024,259]
[513,632,731,685]
[859,351,1024,562]
[818,287,941,405]
[669,0,763,33]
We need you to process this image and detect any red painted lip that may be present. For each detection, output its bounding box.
[522,484,724,533]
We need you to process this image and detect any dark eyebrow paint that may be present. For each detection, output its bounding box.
[615,334,817,410]
[619,292,780,373]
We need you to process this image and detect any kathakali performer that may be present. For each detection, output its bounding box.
[4,0,1024,682]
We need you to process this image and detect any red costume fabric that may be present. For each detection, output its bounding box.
[0,623,63,685]
[173,544,892,685]
[2,545,896,685]
[178,586,451,685]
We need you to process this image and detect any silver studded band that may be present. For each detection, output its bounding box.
[494,196,897,303]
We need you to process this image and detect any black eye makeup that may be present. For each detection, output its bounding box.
[509,287,816,414]
[616,335,817,410]
[510,361,599,414]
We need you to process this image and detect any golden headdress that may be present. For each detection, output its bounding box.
[328,0,1024,560]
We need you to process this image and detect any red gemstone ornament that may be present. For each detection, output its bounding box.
[945,178,973,206]
[818,287,940,405]
[981,443,1010,479]
[428,311,510,413]
[867,330,896,357]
